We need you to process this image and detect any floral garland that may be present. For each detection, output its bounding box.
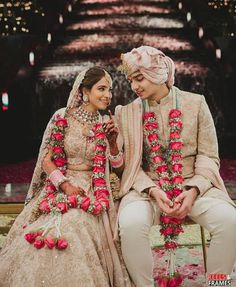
[143,109,184,286]
[24,114,110,250]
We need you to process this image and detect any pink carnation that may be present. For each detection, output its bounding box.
[24,233,37,244]
[55,118,67,127]
[93,155,106,162]
[91,201,103,215]
[93,178,106,187]
[98,198,110,209]
[54,157,67,167]
[151,145,161,152]
[45,184,56,192]
[169,121,183,128]
[169,142,183,150]
[172,154,182,162]
[172,163,183,172]
[156,165,168,173]
[169,109,182,118]
[159,177,170,186]
[52,132,63,141]
[93,123,103,130]
[148,133,158,142]
[144,122,158,130]
[94,189,109,197]
[152,155,163,163]
[56,238,68,250]
[57,202,68,214]
[93,166,105,173]
[68,195,78,208]
[170,131,180,140]
[95,132,106,139]
[39,199,51,213]
[143,112,155,120]
[80,197,91,211]
[95,145,106,152]
[164,241,178,249]
[172,188,182,197]
[44,236,56,249]
[34,238,45,249]
[53,146,64,154]
[160,226,174,236]
[172,175,184,184]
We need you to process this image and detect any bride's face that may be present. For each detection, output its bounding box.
[84,77,112,112]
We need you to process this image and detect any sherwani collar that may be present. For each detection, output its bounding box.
[147,86,180,109]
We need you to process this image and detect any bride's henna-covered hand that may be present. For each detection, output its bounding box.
[60,182,85,196]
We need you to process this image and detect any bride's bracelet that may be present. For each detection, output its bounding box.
[109,150,124,168]
[49,169,68,189]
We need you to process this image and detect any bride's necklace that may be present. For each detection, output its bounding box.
[73,105,99,124]
[72,105,100,140]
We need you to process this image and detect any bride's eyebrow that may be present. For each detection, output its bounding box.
[97,85,108,88]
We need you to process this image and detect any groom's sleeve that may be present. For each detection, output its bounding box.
[184,96,219,196]
[132,168,156,193]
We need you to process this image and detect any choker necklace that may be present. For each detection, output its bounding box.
[71,105,100,141]
[73,105,99,124]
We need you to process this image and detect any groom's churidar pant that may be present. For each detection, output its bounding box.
[119,197,236,287]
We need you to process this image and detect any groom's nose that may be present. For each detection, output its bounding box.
[131,81,138,92]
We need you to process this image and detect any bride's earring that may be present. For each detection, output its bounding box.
[83,95,89,105]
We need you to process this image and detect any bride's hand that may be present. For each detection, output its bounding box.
[60,182,85,196]
[103,111,119,149]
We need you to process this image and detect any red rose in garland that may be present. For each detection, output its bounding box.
[25,114,110,251]
[144,108,184,286]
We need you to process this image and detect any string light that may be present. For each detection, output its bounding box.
[59,14,63,24]
[68,4,72,12]
[216,48,222,59]
[186,12,191,22]
[0,1,45,35]
[198,27,204,39]
[29,51,35,66]
[178,2,183,10]
[47,32,52,43]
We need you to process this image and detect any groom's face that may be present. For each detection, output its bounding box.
[128,70,159,100]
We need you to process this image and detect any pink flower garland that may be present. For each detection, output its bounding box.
[144,109,184,286]
[24,114,110,250]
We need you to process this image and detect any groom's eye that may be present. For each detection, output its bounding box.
[136,76,143,81]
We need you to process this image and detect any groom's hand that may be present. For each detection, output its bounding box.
[149,187,181,216]
[173,188,199,219]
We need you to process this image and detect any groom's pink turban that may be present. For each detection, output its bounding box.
[120,46,175,88]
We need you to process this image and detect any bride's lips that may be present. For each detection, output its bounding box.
[100,100,109,105]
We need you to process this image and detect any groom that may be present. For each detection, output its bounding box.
[108,46,236,287]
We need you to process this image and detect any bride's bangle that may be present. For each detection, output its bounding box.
[109,150,124,168]
[49,169,68,189]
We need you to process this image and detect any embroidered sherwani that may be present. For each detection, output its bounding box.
[115,86,236,287]
[115,86,234,211]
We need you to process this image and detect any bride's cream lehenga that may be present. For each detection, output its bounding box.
[0,110,132,287]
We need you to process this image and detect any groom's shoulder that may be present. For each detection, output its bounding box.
[119,98,141,109]
[115,98,142,117]
[177,87,203,104]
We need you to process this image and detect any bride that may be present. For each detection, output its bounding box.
[0,67,133,287]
